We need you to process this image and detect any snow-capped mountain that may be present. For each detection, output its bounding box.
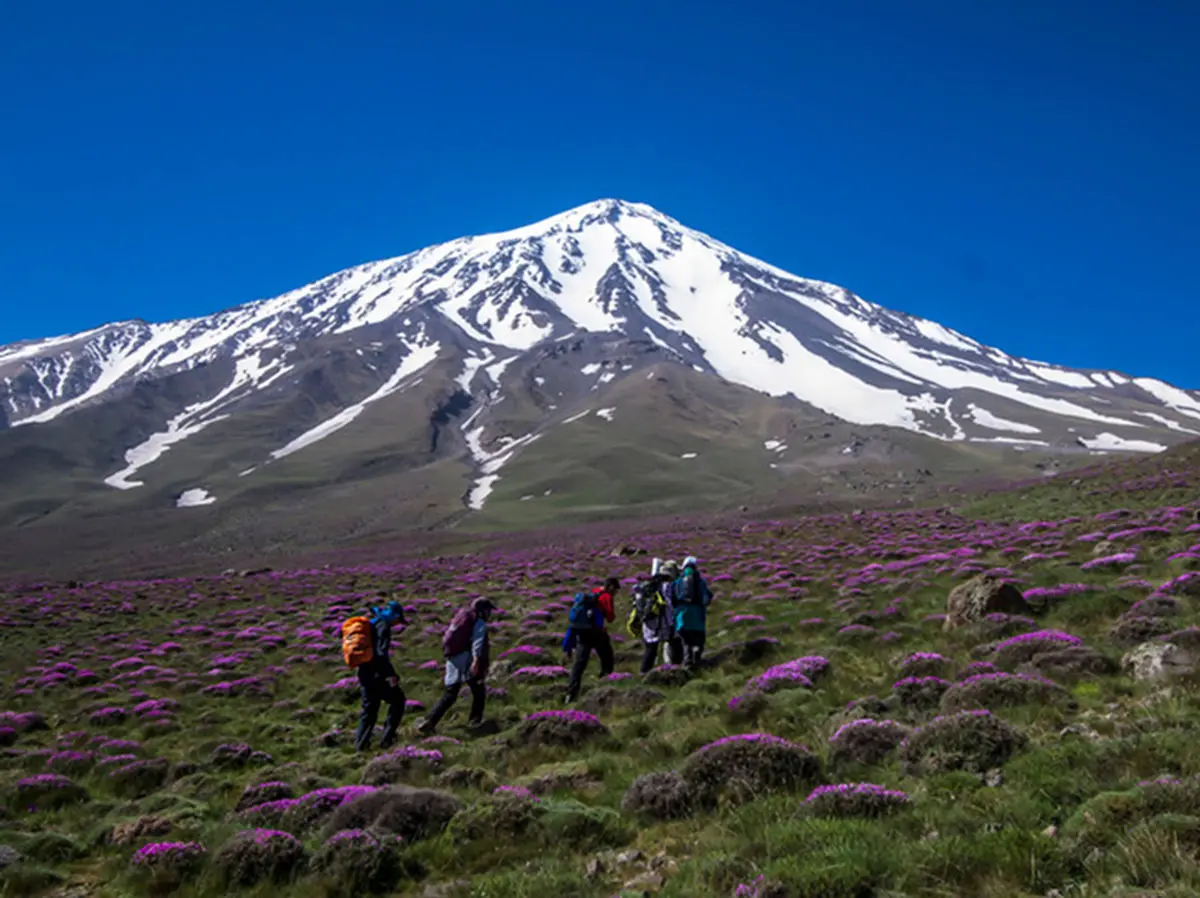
[2,198,1199,521]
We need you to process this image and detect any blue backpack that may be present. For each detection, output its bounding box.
[567,591,598,630]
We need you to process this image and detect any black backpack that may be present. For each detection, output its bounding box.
[675,569,702,605]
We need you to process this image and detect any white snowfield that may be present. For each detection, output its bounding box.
[176,488,216,508]
[2,199,1197,500]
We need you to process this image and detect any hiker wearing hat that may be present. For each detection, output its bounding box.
[353,600,408,752]
[671,556,713,668]
[629,559,678,674]
[418,598,496,734]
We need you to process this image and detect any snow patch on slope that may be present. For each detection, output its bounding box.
[966,404,1042,435]
[1078,432,1167,453]
[270,338,439,461]
[463,424,542,510]
[104,352,292,489]
[176,488,216,507]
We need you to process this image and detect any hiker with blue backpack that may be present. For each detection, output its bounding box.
[341,600,408,753]
[628,559,678,674]
[671,556,713,668]
[563,578,620,703]
[418,598,496,735]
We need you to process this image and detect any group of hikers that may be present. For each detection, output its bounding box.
[341,556,713,752]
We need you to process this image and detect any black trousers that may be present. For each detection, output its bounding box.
[424,678,486,730]
[679,630,706,668]
[566,629,614,701]
[640,640,663,674]
[356,669,405,752]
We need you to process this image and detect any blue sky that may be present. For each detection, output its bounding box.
[2,0,1197,387]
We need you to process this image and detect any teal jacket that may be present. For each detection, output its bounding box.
[670,567,713,633]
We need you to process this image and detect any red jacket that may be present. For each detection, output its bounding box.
[595,590,616,630]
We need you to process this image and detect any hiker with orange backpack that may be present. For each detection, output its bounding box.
[342,600,408,753]
[417,598,496,735]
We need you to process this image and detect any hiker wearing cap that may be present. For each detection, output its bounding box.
[564,577,620,703]
[629,559,677,674]
[418,598,495,734]
[353,600,408,753]
[671,556,713,668]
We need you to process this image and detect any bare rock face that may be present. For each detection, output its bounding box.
[944,576,1030,631]
[1121,642,1199,681]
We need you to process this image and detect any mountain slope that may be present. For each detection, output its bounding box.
[1,199,1198,569]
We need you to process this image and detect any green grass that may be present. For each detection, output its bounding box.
[0,443,1198,895]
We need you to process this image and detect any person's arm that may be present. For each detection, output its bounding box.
[469,619,488,678]
[601,592,615,623]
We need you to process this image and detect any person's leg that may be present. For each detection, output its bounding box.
[565,631,595,702]
[466,679,487,726]
[680,630,695,668]
[597,631,615,677]
[422,682,462,732]
[640,640,658,675]
[692,631,706,667]
[666,635,683,665]
[379,682,406,749]
[355,676,381,752]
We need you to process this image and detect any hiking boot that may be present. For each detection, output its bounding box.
[415,719,435,737]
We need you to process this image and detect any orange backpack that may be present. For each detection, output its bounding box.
[341,616,375,668]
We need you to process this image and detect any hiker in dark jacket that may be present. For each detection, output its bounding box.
[564,578,619,703]
[355,600,407,753]
[671,556,713,668]
[418,598,495,735]
[629,559,677,674]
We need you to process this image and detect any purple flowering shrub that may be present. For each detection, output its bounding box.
[11,773,88,810]
[446,789,544,841]
[939,671,1068,713]
[805,782,910,818]
[509,665,569,681]
[1108,613,1173,648]
[621,770,693,820]
[237,785,380,833]
[311,829,407,896]
[828,719,910,767]
[513,710,610,748]
[681,734,822,808]
[579,685,665,715]
[361,746,444,786]
[1061,776,1200,859]
[214,828,306,886]
[991,629,1083,668]
[892,676,952,710]
[323,785,462,843]
[643,664,694,687]
[108,758,172,798]
[897,651,952,679]
[130,841,207,887]
[235,780,295,813]
[900,709,1026,774]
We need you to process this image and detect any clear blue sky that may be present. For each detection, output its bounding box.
[3,0,1197,387]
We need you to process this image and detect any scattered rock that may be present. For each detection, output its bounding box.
[945,576,1030,631]
[984,768,1004,788]
[1019,645,1118,680]
[1058,724,1102,742]
[0,845,21,870]
[623,871,665,892]
[110,815,172,846]
[1121,642,1199,681]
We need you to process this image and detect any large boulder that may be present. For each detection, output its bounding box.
[944,576,1030,631]
[1121,642,1199,681]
